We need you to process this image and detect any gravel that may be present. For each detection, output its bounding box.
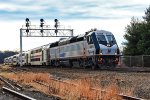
[1,65,150,99]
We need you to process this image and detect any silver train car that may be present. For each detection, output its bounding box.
[4,29,120,69]
[48,30,120,69]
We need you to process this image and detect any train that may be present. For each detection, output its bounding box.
[4,29,120,69]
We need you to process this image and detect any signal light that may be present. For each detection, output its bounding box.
[55,30,58,34]
[54,19,58,28]
[40,23,44,27]
[26,29,29,33]
[40,29,43,33]
[40,18,44,22]
[25,18,30,28]
[54,19,58,22]
[40,18,44,27]
[26,23,29,27]
[26,18,29,22]
[54,24,58,28]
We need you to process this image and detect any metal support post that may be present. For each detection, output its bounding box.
[142,55,144,67]
[20,28,23,67]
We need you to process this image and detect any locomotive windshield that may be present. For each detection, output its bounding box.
[106,35,116,45]
[97,35,107,45]
[96,34,116,46]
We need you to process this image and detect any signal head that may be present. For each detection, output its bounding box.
[55,29,58,33]
[40,29,43,33]
[26,29,29,33]
[26,18,29,22]
[40,18,44,22]
[54,19,58,22]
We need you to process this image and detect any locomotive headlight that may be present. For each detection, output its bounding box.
[107,44,111,47]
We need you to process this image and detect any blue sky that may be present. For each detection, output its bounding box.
[0,0,149,51]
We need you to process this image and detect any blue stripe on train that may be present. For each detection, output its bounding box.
[91,32,100,54]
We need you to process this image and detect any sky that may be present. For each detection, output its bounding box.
[0,0,149,51]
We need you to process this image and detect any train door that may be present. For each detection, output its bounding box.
[86,35,95,56]
[28,51,31,65]
[42,48,47,65]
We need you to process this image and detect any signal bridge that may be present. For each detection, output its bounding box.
[20,18,74,66]
[21,25,73,37]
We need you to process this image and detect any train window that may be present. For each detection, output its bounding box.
[97,35,106,41]
[97,35,107,45]
[89,36,93,44]
[106,35,116,45]
[107,35,116,42]
[87,36,93,44]
[86,36,89,43]
[31,58,40,61]
[22,53,25,56]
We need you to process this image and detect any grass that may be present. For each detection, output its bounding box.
[0,65,12,71]
[0,71,123,100]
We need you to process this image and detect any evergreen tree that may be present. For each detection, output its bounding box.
[0,50,18,64]
[123,6,150,55]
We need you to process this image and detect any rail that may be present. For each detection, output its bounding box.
[0,76,23,90]
[118,94,144,100]
[2,86,36,100]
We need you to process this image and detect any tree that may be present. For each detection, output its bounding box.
[0,50,18,64]
[123,6,150,55]
[143,6,150,23]
[123,17,143,55]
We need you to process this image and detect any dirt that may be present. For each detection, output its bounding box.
[0,65,150,100]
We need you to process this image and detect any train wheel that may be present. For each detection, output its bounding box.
[110,63,116,68]
[69,60,73,68]
[91,64,97,70]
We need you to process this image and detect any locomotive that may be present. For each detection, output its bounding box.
[4,29,120,69]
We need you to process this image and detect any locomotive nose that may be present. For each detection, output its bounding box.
[108,49,111,53]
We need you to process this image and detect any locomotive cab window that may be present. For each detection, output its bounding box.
[97,35,107,46]
[87,36,93,44]
[106,35,116,45]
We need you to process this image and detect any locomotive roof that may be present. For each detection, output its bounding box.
[87,30,113,35]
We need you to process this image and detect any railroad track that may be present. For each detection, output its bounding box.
[118,94,144,100]
[0,76,36,100]
[0,75,23,90]
[2,86,36,100]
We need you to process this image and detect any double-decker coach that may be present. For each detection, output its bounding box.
[28,44,49,65]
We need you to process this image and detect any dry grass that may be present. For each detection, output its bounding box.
[0,72,123,100]
[0,65,12,71]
